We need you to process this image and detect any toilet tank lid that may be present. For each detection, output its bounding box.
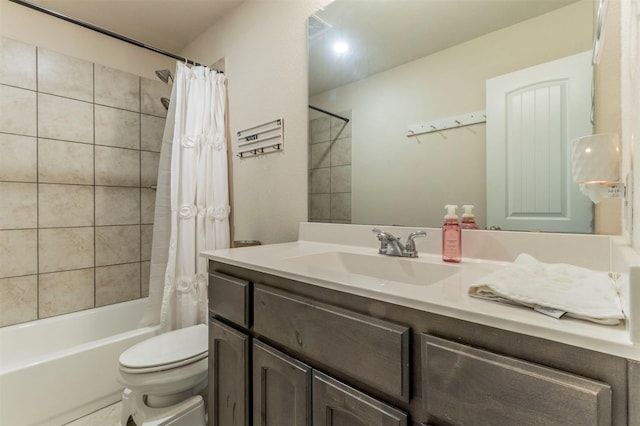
[119,323,208,369]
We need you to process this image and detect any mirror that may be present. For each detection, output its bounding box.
[307,0,595,231]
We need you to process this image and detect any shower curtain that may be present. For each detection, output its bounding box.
[140,61,230,331]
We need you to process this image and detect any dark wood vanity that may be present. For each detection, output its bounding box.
[208,260,639,426]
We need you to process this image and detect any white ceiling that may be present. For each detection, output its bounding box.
[25,0,245,54]
[309,0,582,95]
[21,0,582,92]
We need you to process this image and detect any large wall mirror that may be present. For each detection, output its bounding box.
[307,0,597,232]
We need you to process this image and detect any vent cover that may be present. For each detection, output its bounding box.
[308,14,332,40]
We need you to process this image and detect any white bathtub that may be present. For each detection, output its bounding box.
[0,298,160,426]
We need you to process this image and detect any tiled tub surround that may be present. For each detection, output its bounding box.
[0,37,170,327]
[309,110,352,223]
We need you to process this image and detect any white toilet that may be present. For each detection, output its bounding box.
[117,324,209,426]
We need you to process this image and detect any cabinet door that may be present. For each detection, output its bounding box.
[252,340,311,426]
[421,334,612,426]
[313,371,407,426]
[209,318,249,426]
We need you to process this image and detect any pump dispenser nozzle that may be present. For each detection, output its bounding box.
[444,204,458,220]
[461,204,479,229]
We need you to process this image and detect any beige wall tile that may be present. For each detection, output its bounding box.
[331,193,352,222]
[141,114,165,152]
[38,93,93,143]
[95,64,139,112]
[310,193,330,220]
[0,275,37,326]
[37,48,93,102]
[38,138,94,184]
[140,77,170,118]
[95,145,140,186]
[95,105,140,150]
[141,224,153,261]
[39,227,94,273]
[95,225,140,266]
[96,262,140,306]
[140,261,150,298]
[0,37,36,90]
[330,165,352,193]
[310,142,330,169]
[331,137,352,167]
[39,184,94,228]
[0,182,37,229]
[310,116,330,143]
[0,134,37,182]
[0,229,37,278]
[141,188,156,224]
[95,186,140,226]
[330,112,352,139]
[141,151,160,188]
[39,268,94,318]
[0,85,36,136]
[310,168,330,194]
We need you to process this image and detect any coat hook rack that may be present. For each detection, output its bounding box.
[407,110,486,137]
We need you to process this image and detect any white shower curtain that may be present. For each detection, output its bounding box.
[145,62,230,332]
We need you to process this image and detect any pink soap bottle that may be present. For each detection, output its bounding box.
[442,205,461,263]
[460,205,479,230]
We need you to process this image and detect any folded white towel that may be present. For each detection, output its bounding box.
[468,254,626,325]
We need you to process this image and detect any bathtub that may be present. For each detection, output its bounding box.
[0,298,160,426]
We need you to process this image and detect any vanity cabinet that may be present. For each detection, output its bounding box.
[208,261,635,426]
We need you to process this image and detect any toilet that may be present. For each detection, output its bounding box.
[117,324,208,426]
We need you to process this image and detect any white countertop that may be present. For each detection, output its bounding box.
[202,223,640,360]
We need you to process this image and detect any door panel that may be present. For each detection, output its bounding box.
[486,51,593,232]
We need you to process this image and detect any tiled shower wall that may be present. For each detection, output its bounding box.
[0,37,170,327]
[308,110,352,223]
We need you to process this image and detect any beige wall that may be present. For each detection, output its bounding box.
[181,0,330,244]
[310,0,593,229]
[0,0,175,79]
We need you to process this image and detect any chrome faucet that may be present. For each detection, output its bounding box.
[372,229,427,258]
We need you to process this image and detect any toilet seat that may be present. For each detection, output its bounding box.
[119,324,208,374]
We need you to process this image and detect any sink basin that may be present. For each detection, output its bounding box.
[285,252,459,285]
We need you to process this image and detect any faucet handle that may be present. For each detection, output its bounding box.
[372,228,391,254]
[405,230,427,252]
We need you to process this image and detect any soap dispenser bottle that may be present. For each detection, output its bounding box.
[461,205,479,230]
[442,205,461,263]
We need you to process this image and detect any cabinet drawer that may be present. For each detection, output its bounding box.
[209,272,250,329]
[253,284,410,402]
[421,334,612,426]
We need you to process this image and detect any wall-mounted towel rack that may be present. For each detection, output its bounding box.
[406,110,486,137]
[236,118,284,158]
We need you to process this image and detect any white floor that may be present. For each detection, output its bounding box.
[64,402,122,426]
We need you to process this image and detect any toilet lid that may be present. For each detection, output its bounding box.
[119,324,208,372]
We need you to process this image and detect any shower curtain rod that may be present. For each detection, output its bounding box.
[309,105,350,123]
[9,0,205,67]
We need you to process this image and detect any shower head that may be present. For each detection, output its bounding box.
[160,97,170,110]
[155,69,174,84]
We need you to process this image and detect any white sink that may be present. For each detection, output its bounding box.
[285,251,459,285]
